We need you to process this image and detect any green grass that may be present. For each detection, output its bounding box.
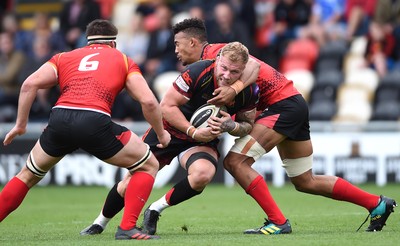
[0,184,399,246]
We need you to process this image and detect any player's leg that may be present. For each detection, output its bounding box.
[142,146,218,235]
[282,139,397,232]
[80,173,130,235]
[224,124,291,235]
[0,141,62,222]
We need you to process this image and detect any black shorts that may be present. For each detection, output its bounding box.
[255,94,310,141]
[40,108,130,159]
[143,128,220,166]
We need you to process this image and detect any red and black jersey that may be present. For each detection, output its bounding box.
[201,43,300,111]
[166,59,259,141]
[47,44,142,116]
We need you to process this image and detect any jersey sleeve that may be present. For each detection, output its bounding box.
[126,55,142,78]
[47,53,62,73]
[173,61,210,99]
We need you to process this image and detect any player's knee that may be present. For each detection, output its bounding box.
[223,153,236,173]
[190,170,214,189]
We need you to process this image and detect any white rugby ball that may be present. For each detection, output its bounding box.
[190,104,227,128]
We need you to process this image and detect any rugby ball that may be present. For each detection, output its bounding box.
[190,104,227,128]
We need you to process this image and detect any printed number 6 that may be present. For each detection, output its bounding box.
[78,53,100,71]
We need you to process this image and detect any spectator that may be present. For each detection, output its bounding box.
[1,12,31,55]
[118,12,149,70]
[254,0,279,67]
[0,32,26,122]
[373,0,400,70]
[59,0,101,50]
[364,21,396,78]
[344,0,377,40]
[300,0,347,46]
[272,0,312,61]
[143,4,177,87]
[207,2,255,54]
[19,36,59,121]
[21,12,67,58]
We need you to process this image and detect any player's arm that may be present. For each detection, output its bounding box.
[161,86,219,142]
[209,108,256,137]
[159,84,190,134]
[126,73,170,148]
[4,63,58,145]
[207,57,260,106]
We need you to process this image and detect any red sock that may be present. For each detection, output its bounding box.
[0,177,29,222]
[120,172,154,230]
[332,178,380,211]
[246,175,286,225]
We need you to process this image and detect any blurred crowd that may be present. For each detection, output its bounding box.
[0,0,400,123]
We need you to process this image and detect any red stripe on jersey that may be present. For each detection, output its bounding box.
[116,130,131,145]
[256,114,280,128]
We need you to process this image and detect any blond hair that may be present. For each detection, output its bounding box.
[220,42,249,64]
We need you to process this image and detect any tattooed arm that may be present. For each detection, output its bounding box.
[209,109,256,137]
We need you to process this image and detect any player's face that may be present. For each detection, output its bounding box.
[174,32,200,66]
[215,55,245,86]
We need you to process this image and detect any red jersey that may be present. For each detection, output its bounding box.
[201,43,299,111]
[48,44,141,115]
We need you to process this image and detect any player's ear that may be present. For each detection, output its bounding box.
[190,37,196,47]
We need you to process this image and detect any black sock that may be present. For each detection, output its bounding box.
[169,177,202,206]
[102,183,124,218]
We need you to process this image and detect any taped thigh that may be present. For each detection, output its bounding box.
[127,144,152,172]
[282,154,313,177]
[26,151,47,178]
[186,152,218,170]
[229,135,266,161]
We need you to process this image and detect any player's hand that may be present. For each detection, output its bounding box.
[3,126,26,146]
[192,127,219,143]
[207,111,233,134]
[207,86,236,106]
[156,130,171,148]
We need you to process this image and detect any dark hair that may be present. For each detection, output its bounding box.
[172,18,207,42]
[85,19,118,37]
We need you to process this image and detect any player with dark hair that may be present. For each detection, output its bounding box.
[173,18,396,234]
[81,18,396,236]
[0,19,171,240]
[80,41,259,235]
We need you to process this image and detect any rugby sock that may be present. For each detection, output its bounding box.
[120,172,154,230]
[0,177,29,222]
[101,183,124,219]
[93,212,111,229]
[332,178,380,211]
[245,175,287,225]
[166,177,202,206]
[148,195,170,213]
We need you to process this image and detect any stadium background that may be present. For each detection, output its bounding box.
[1,0,400,187]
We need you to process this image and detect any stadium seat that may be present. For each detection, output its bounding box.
[309,100,337,121]
[348,36,368,56]
[380,70,400,88]
[334,100,372,123]
[152,71,180,100]
[371,101,400,121]
[317,39,348,61]
[337,83,373,105]
[314,69,343,88]
[344,68,379,93]
[334,84,373,123]
[284,69,315,101]
[374,86,400,104]
[309,85,337,104]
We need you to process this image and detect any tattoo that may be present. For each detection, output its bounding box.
[231,108,256,137]
[220,120,236,132]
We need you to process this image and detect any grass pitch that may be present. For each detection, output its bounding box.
[0,183,399,246]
